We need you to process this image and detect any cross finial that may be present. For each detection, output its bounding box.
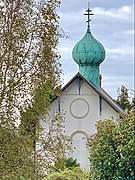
[84,2,94,29]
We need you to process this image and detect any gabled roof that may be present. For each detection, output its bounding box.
[61,72,123,113]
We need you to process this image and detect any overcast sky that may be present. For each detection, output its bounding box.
[57,0,134,99]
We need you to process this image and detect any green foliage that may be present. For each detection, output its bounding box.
[117,86,133,111]
[44,167,90,180]
[89,111,135,180]
[0,0,61,120]
[53,157,80,172]
[0,121,34,179]
[65,157,80,169]
[0,0,71,179]
[20,80,55,141]
[1,111,70,179]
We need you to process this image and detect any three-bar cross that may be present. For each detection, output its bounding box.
[84,3,94,28]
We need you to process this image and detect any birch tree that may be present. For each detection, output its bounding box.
[0,1,70,179]
[0,0,61,121]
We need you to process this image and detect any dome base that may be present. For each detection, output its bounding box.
[79,65,100,88]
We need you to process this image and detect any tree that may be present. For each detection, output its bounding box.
[0,0,71,179]
[1,107,70,179]
[117,86,133,111]
[0,120,34,179]
[89,111,135,180]
[0,0,61,121]
[0,67,70,179]
[20,104,70,179]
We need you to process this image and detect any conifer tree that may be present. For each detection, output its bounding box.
[117,86,132,111]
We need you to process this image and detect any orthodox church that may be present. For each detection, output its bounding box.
[47,8,122,169]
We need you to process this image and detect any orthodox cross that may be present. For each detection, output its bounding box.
[84,3,94,28]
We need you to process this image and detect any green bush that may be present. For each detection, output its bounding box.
[89,111,135,180]
[44,167,90,180]
[53,157,80,171]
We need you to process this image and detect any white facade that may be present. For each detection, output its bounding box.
[46,73,122,169]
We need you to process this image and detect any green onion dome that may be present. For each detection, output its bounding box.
[72,27,106,88]
[72,28,105,65]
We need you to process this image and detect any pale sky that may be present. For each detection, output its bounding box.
[58,0,134,99]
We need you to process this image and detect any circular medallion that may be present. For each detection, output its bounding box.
[70,98,89,119]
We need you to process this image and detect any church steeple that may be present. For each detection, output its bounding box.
[72,6,105,88]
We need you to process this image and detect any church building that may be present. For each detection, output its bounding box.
[47,7,122,169]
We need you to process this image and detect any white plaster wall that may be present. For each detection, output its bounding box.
[44,78,119,169]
